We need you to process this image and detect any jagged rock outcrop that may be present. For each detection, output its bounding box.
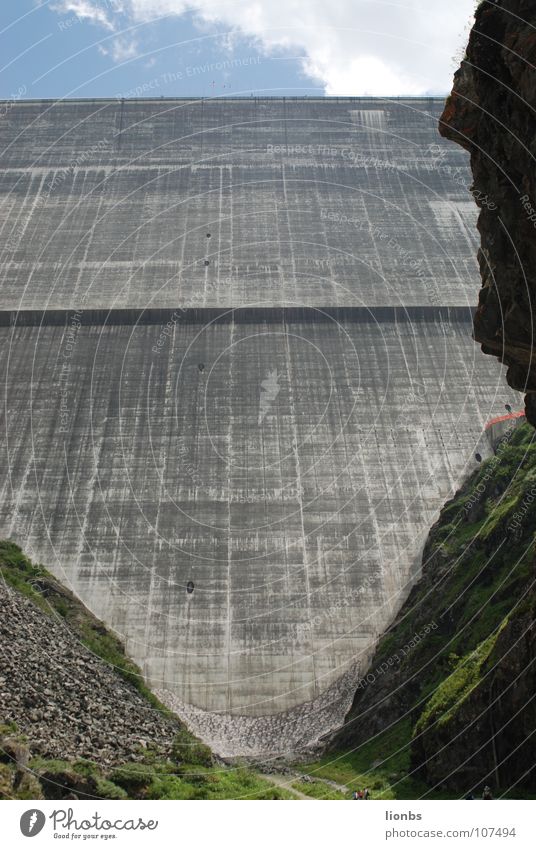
[440,0,536,425]
[412,610,536,790]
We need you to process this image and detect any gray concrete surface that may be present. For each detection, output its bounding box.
[0,99,521,757]
[0,98,477,310]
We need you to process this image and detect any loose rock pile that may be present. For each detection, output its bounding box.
[0,582,181,767]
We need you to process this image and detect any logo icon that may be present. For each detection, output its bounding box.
[258,369,280,425]
[20,810,46,837]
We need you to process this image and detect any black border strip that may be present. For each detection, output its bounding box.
[0,306,475,327]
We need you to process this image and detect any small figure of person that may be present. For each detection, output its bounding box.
[352,790,359,800]
[357,790,364,799]
[363,788,370,799]
[482,786,493,800]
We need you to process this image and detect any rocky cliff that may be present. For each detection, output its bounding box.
[439,0,536,424]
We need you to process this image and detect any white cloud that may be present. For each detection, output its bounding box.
[51,1,117,31]
[52,0,478,93]
[109,37,140,62]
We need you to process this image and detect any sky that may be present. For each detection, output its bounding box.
[0,0,477,100]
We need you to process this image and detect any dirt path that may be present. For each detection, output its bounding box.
[260,771,351,799]
[260,774,312,800]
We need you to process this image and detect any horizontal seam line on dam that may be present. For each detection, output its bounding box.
[0,306,475,327]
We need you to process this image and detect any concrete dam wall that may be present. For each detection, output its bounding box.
[0,98,520,757]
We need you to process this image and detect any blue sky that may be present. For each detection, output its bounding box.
[0,1,476,100]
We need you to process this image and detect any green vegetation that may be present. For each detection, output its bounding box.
[172,727,213,767]
[301,718,430,800]
[415,630,503,733]
[291,779,349,800]
[0,722,294,801]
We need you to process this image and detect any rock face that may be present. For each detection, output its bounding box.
[412,611,536,791]
[439,0,536,425]
[0,580,181,767]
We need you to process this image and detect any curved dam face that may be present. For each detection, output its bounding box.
[0,98,520,757]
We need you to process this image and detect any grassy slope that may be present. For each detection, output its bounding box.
[297,422,536,798]
[0,542,293,800]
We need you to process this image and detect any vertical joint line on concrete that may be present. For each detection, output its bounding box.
[117,99,124,152]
